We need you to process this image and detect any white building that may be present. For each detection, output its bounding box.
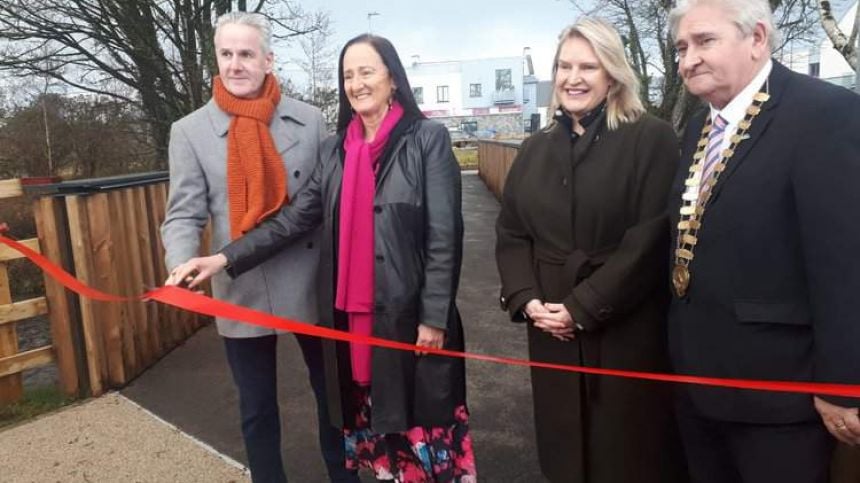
[783,0,858,90]
[405,54,537,138]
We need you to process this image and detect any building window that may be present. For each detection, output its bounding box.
[808,62,820,78]
[437,85,449,103]
[496,69,513,90]
[470,83,482,97]
[413,87,423,104]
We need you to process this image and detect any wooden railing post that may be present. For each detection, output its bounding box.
[65,195,108,396]
[0,179,24,403]
[32,196,88,398]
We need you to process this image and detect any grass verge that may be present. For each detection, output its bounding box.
[453,147,479,170]
[0,386,74,430]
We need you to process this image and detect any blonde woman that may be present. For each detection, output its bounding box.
[495,17,687,483]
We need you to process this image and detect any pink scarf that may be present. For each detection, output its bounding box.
[336,102,405,385]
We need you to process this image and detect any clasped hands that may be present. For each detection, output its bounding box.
[525,299,576,341]
[165,253,445,356]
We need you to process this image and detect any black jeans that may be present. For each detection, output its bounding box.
[224,334,359,483]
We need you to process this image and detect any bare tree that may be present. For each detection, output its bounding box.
[291,14,338,128]
[0,0,326,165]
[0,94,157,178]
[818,0,859,69]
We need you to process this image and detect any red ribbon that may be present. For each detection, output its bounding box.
[3,234,860,399]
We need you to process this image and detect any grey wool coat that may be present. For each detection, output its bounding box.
[496,112,688,483]
[161,96,326,338]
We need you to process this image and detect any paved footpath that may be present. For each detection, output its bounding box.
[0,392,249,482]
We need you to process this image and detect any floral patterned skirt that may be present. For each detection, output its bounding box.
[343,385,477,482]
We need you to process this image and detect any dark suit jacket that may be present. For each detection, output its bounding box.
[668,61,860,424]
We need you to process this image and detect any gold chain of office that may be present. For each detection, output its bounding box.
[672,91,771,298]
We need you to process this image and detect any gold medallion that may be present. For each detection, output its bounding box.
[672,264,690,298]
[673,86,768,299]
[753,92,771,102]
[682,234,698,245]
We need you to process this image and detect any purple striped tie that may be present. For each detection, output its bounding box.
[699,114,727,195]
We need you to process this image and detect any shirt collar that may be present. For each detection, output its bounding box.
[710,59,772,126]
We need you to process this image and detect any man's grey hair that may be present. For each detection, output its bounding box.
[215,12,273,54]
[669,0,781,52]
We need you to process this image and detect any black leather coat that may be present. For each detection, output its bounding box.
[221,116,467,432]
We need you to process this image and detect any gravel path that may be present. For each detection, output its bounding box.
[0,392,249,482]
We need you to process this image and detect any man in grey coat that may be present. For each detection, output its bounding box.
[161,12,356,483]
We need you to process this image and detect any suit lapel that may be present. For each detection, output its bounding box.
[206,99,231,138]
[374,117,414,189]
[707,62,788,206]
[271,101,300,155]
[671,109,708,223]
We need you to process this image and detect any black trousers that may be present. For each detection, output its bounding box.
[675,395,834,483]
[224,334,359,483]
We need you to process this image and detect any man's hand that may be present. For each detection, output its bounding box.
[165,253,228,289]
[814,396,860,446]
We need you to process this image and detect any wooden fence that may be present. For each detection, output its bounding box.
[477,140,521,200]
[0,174,208,402]
[0,179,78,403]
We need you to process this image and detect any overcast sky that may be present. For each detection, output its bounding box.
[279,0,587,87]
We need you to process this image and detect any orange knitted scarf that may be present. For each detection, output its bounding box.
[213,74,288,240]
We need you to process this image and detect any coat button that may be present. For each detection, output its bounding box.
[374,206,382,214]
[294,170,300,178]
[306,242,314,249]
[375,255,384,262]
[562,177,568,186]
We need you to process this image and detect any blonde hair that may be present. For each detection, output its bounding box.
[548,17,645,131]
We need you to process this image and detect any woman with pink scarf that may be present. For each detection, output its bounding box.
[168,34,476,482]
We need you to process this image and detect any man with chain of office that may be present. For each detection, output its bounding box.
[666,1,860,482]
